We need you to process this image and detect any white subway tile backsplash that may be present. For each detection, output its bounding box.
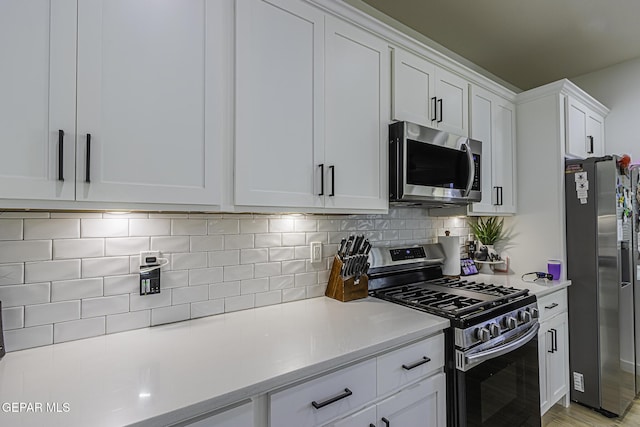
[282,287,306,303]
[224,234,254,250]
[255,233,281,248]
[25,301,80,327]
[0,207,464,352]
[191,299,224,318]
[24,219,79,240]
[172,219,207,236]
[129,219,170,236]
[209,281,240,299]
[208,219,239,235]
[103,275,137,296]
[240,248,268,264]
[82,295,129,318]
[188,267,223,286]
[254,262,281,278]
[255,290,282,307]
[151,304,190,326]
[0,219,23,240]
[151,236,190,253]
[225,294,254,312]
[25,259,81,283]
[208,250,239,267]
[2,306,24,330]
[241,278,269,295]
[81,219,128,237]
[105,237,149,256]
[172,285,208,305]
[53,278,104,301]
[54,317,105,343]
[172,252,207,270]
[106,310,150,334]
[0,283,50,307]
[189,235,223,252]
[54,238,104,259]
[0,263,24,286]
[0,240,51,263]
[82,257,130,278]
[223,264,253,281]
[130,292,171,311]
[4,325,53,351]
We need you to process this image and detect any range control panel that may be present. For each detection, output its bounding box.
[390,247,427,261]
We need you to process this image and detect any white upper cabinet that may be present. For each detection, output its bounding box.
[76,0,221,205]
[469,85,516,215]
[324,16,389,211]
[393,47,468,136]
[566,95,605,159]
[235,0,325,209]
[0,0,77,201]
[235,0,389,212]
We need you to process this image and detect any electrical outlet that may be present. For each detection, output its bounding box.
[310,242,322,263]
[140,250,160,267]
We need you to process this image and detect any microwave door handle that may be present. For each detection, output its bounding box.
[462,141,475,196]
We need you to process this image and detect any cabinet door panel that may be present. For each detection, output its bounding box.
[392,48,435,127]
[0,0,76,200]
[547,313,569,406]
[325,17,389,210]
[494,98,516,214]
[235,0,324,208]
[376,373,446,427]
[469,86,495,213]
[566,96,588,159]
[435,67,468,136]
[587,113,604,157]
[76,0,220,205]
[538,323,549,413]
[327,405,376,427]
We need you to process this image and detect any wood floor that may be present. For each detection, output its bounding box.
[543,398,640,426]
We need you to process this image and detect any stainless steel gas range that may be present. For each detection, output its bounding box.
[368,244,541,427]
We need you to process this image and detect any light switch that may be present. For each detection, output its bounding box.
[310,242,322,263]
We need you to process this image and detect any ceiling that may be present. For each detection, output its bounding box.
[349,0,640,91]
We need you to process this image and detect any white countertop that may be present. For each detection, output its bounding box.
[473,273,571,298]
[0,297,448,427]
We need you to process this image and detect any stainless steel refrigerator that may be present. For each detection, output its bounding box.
[631,165,640,397]
[565,156,635,417]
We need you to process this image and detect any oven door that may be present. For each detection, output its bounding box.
[456,324,541,427]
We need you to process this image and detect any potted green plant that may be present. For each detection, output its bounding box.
[468,216,504,247]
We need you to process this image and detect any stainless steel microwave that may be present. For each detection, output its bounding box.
[389,121,481,206]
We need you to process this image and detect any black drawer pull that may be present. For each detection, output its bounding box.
[318,163,324,196]
[382,417,390,427]
[58,129,64,181]
[311,387,352,409]
[544,303,558,310]
[402,356,431,370]
[85,133,92,183]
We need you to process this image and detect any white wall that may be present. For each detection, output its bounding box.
[573,57,640,162]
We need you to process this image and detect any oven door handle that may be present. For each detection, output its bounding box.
[465,323,539,368]
[461,141,475,197]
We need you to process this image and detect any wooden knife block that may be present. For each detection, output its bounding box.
[325,255,369,302]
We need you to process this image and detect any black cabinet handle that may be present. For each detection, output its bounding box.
[402,356,431,370]
[311,388,352,409]
[544,303,558,310]
[58,130,64,181]
[85,133,92,183]
[431,97,437,121]
[551,328,558,352]
[318,164,324,196]
[547,329,555,353]
[382,417,390,427]
[437,98,443,123]
[587,135,594,154]
[329,165,335,196]
[493,186,499,206]
[498,186,503,206]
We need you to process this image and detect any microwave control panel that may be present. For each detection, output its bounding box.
[472,154,481,191]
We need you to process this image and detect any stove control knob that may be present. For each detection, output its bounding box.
[505,316,517,330]
[489,323,500,338]
[476,327,491,343]
[529,307,540,319]
[519,311,532,323]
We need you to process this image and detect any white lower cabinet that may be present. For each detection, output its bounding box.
[178,401,254,427]
[538,290,570,415]
[271,334,445,427]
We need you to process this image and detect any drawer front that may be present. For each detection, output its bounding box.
[270,358,377,427]
[538,289,567,322]
[377,333,444,396]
